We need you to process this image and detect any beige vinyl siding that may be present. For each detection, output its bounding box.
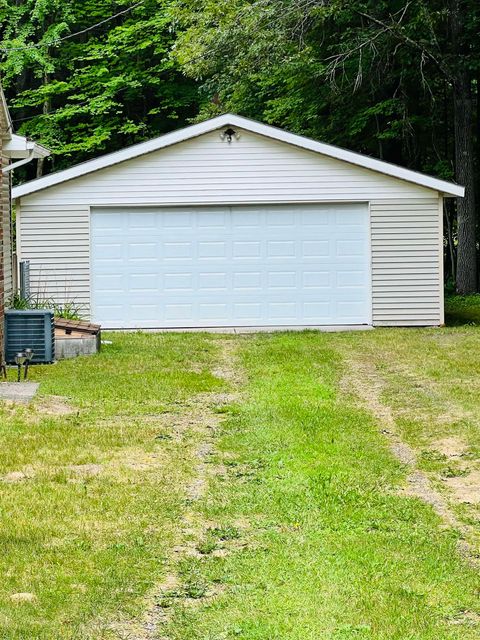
[371,198,442,326]
[18,204,90,313]
[20,130,434,207]
[17,129,444,326]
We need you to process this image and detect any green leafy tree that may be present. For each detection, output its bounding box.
[0,0,199,174]
[172,0,479,293]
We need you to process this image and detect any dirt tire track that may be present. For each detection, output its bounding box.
[111,337,243,639]
[341,354,479,567]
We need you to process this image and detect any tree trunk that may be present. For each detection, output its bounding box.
[445,198,456,283]
[454,74,477,293]
[476,72,480,289]
[36,71,50,179]
[451,0,477,293]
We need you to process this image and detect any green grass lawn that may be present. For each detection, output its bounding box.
[0,333,224,639]
[445,294,480,325]
[0,301,479,639]
[164,331,480,640]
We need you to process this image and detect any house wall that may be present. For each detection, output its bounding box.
[0,145,4,352]
[2,159,12,304]
[0,116,12,357]
[17,129,444,326]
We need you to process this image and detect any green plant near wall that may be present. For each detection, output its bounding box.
[8,294,85,321]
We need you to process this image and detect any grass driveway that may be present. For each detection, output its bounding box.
[0,305,479,638]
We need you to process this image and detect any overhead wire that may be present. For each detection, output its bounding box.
[0,1,144,53]
[5,1,300,127]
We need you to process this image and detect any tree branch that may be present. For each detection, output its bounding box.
[354,8,454,83]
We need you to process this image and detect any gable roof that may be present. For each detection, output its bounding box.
[12,113,464,199]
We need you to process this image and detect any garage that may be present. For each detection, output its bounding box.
[91,204,370,329]
[13,113,463,329]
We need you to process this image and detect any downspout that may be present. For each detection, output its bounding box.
[2,148,36,173]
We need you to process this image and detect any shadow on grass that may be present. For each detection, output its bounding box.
[445,294,480,326]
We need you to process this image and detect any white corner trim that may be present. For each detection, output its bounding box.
[439,197,445,326]
[12,113,464,199]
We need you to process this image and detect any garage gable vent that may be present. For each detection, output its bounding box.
[4,310,55,364]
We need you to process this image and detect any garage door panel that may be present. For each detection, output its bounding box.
[302,240,330,257]
[336,239,366,257]
[233,303,263,320]
[267,271,297,289]
[198,272,229,291]
[233,241,262,258]
[93,243,123,259]
[233,271,262,290]
[91,204,370,328]
[267,302,297,320]
[300,212,329,227]
[127,214,158,230]
[231,211,262,229]
[165,303,193,321]
[94,275,124,295]
[164,273,194,291]
[198,303,230,320]
[129,273,159,290]
[266,212,297,227]
[198,241,227,259]
[302,271,331,288]
[303,301,331,319]
[197,211,228,228]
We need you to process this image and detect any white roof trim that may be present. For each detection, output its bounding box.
[12,113,464,199]
[3,133,50,160]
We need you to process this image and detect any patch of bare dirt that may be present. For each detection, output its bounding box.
[32,395,76,417]
[66,464,103,477]
[123,453,164,472]
[212,339,245,388]
[433,437,468,459]
[444,471,480,505]
[399,471,458,527]
[196,391,238,407]
[10,592,37,604]
[109,575,180,640]
[448,609,480,626]
[389,440,417,466]
[1,467,36,483]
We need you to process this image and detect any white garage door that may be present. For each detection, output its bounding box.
[91,204,371,329]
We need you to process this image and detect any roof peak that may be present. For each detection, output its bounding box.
[13,113,463,199]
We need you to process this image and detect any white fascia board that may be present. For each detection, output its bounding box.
[3,134,50,159]
[228,115,464,197]
[12,113,464,199]
[12,115,231,198]
[31,141,51,159]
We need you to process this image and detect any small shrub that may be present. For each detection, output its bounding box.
[184,576,208,599]
[441,466,469,479]
[8,294,33,310]
[8,294,85,320]
[210,525,240,541]
[197,538,217,555]
[52,301,84,321]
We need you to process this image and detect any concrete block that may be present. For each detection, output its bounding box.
[55,336,99,360]
[0,382,39,403]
